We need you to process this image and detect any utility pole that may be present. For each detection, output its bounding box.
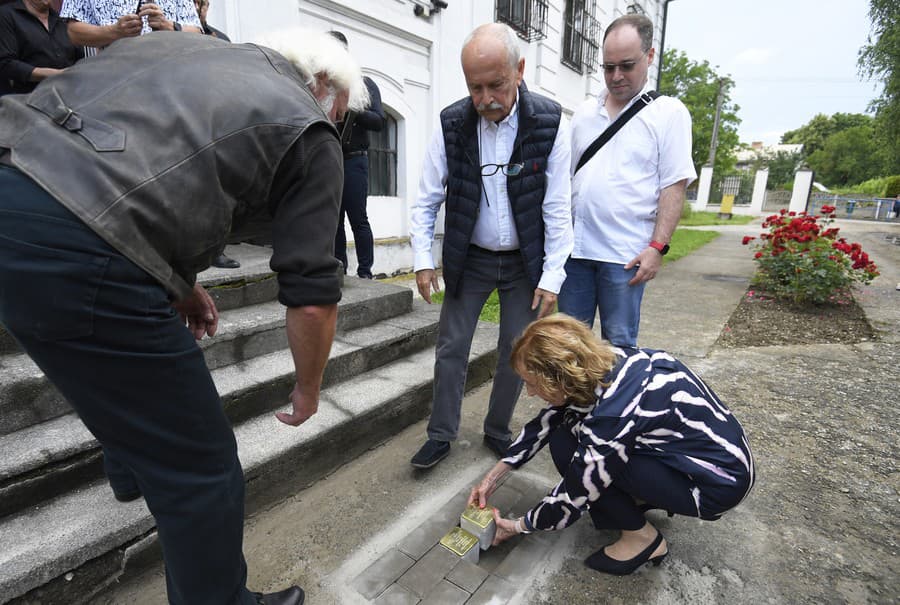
[707,77,725,168]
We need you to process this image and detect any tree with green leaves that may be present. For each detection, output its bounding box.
[781,112,872,158]
[858,0,899,174]
[750,149,803,190]
[658,49,741,176]
[807,122,887,187]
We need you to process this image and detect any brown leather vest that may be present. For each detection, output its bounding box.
[0,32,333,299]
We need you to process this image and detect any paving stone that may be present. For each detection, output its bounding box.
[485,482,521,515]
[397,490,469,560]
[472,533,519,574]
[419,579,470,605]
[352,549,416,600]
[371,582,420,605]
[445,559,488,593]
[396,544,460,598]
[491,532,556,585]
[467,575,517,605]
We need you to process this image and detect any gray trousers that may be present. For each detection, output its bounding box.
[427,245,538,442]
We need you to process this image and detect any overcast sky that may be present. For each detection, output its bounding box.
[664,0,881,146]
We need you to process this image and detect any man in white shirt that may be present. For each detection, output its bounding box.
[62,0,201,55]
[409,22,573,469]
[559,14,696,347]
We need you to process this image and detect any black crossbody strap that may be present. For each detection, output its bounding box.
[574,91,660,175]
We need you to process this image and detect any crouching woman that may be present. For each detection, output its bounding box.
[469,314,755,575]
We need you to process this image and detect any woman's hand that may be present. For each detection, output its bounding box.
[468,461,511,508]
[491,509,521,546]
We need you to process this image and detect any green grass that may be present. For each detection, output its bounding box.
[430,227,719,323]
[679,211,756,226]
[431,289,501,323]
[665,228,720,263]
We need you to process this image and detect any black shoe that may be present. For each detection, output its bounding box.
[113,488,142,503]
[212,254,241,269]
[584,531,667,575]
[255,586,304,605]
[410,439,450,469]
[483,434,512,458]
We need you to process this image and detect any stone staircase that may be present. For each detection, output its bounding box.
[0,253,499,604]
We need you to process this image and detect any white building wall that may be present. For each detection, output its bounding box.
[203,0,667,274]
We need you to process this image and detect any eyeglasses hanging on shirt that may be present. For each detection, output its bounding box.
[467,119,524,207]
[479,163,523,177]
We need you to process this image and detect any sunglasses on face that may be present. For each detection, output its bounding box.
[600,51,648,74]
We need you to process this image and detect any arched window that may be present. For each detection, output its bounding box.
[368,111,398,196]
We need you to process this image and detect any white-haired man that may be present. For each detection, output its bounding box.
[0,29,365,605]
[409,23,573,469]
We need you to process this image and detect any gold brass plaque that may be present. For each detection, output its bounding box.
[461,505,494,529]
[439,527,478,556]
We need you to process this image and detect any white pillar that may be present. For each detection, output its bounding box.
[695,165,714,211]
[789,168,814,214]
[749,169,769,215]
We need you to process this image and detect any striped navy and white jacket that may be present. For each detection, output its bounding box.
[502,347,755,532]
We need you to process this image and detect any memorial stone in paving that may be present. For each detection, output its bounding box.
[351,475,560,603]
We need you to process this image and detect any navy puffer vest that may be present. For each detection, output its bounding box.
[439,83,562,295]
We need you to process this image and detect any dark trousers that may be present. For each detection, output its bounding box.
[548,426,705,531]
[0,166,255,605]
[335,154,374,278]
[427,246,537,442]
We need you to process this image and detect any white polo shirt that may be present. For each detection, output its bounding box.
[570,84,696,264]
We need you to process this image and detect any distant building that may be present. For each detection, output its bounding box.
[735,141,804,171]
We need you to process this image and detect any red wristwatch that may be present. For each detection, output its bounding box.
[648,240,670,256]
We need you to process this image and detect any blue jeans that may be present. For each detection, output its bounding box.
[557,258,645,347]
[0,166,256,605]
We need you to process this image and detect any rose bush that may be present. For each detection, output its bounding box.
[742,206,879,305]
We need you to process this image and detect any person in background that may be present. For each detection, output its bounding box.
[327,29,383,280]
[559,14,696,347]
[0,0,83,95]
[470,314,755,576]
[61,0,201,55]
[192,0,225,40]
[0,28,367,605]
[193,0,241,269]
[408,22,573,469]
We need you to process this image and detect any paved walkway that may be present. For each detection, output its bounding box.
[95,218,900,604]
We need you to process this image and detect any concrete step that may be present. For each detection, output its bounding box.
[0,324,500,604]
[0,276,412,437]
[0,298,438,519]
[0,243,280,357]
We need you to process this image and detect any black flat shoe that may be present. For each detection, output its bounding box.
[585,531,667,575]
[255,585,304,605]
[482,434,512,458]
[113,488,142,503]
[212,254,241,269]
[410,439,450,469]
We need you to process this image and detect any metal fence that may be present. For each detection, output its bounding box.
[709,173,755,205]
[809,194,900,221]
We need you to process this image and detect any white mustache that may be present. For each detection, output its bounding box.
[476,101,504,112]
